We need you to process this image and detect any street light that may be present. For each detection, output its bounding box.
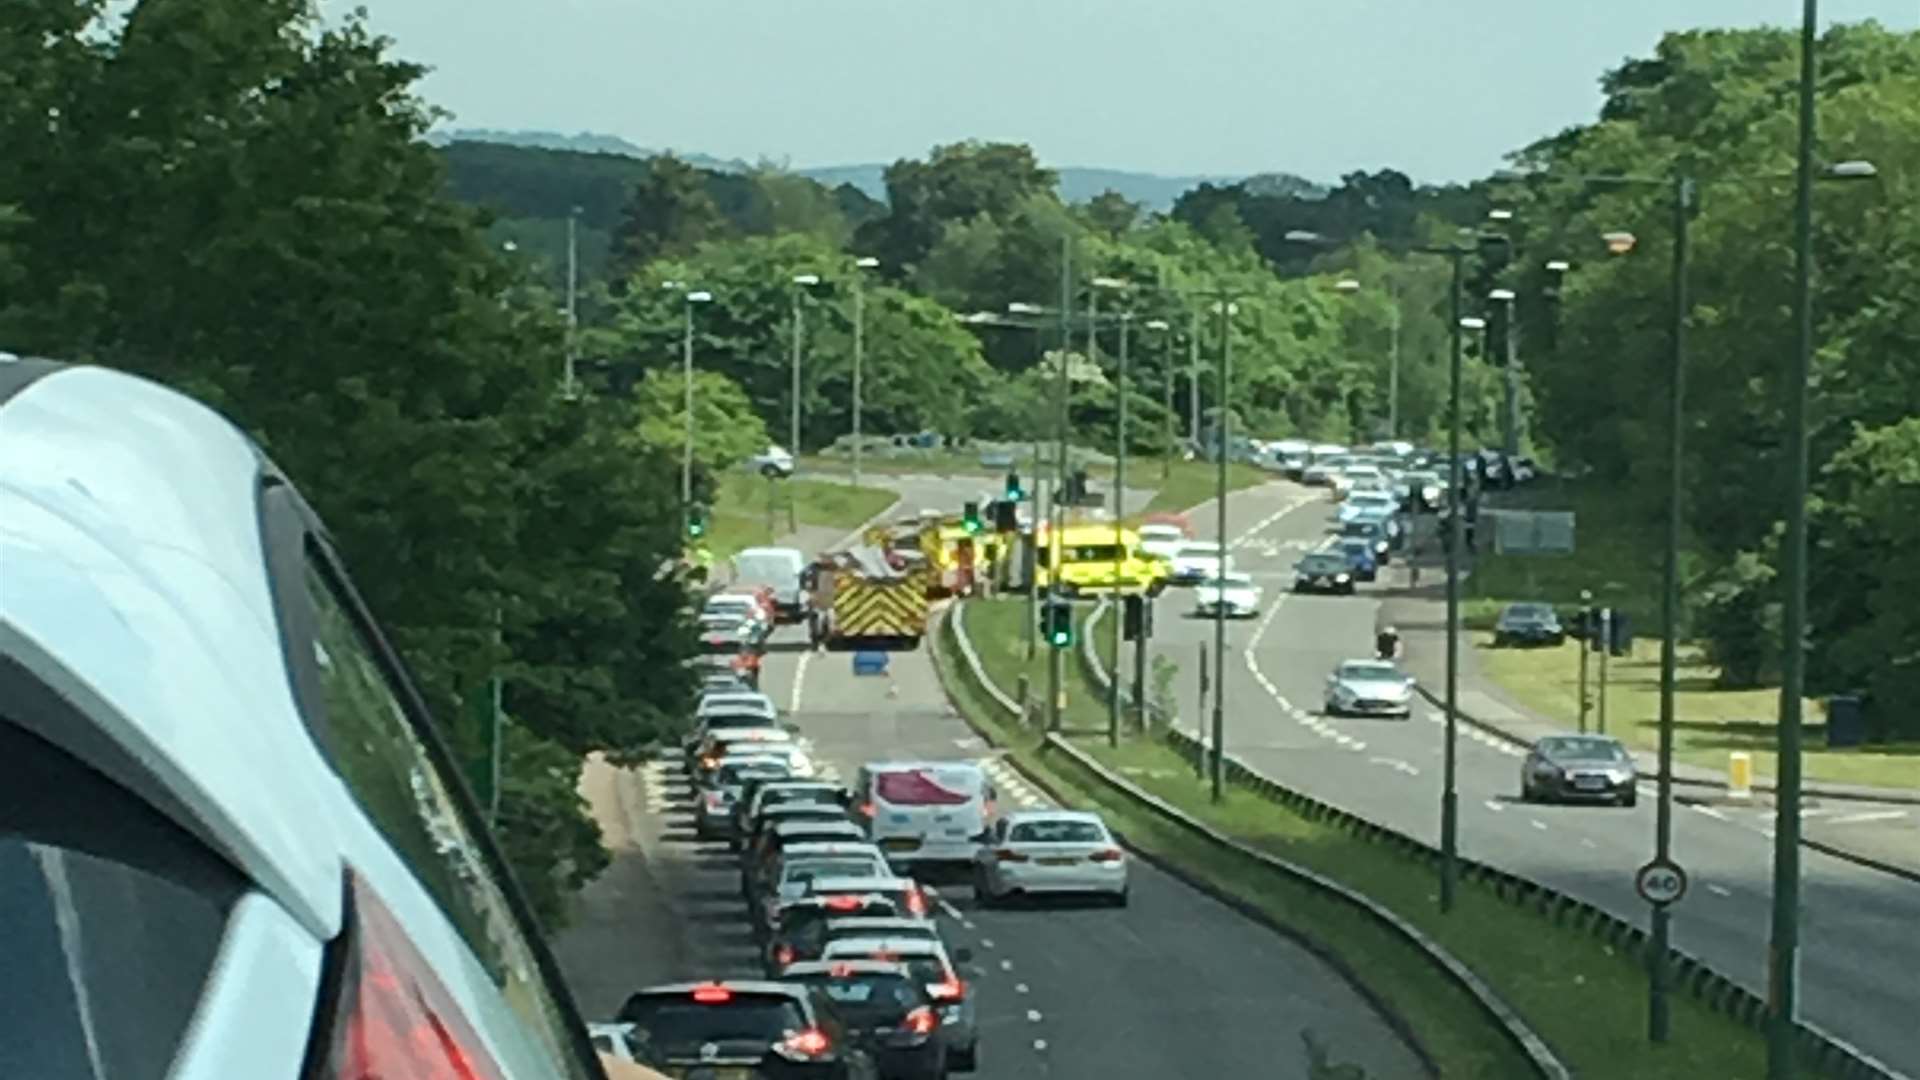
[1092,277,1133,749]
[667,282,715,510]
[1145,318,1173,480]
[851,257,880,489]
[789,273,823,461]
[1486,287,1521,457]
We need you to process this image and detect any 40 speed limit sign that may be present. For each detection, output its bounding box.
[1635,859,1689,905]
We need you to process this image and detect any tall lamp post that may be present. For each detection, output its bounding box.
[1207,296,1238,803]
[851,257,880,488]
[789,273,823,458]
[563,206,581,399]
[1092,275,1133,748]
[665,282,715,508]
[1488,287,1521,458]
[1145,319,1173,479]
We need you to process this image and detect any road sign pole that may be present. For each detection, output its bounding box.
[1196,641,1209,781]
[1598,608,1612,735]
[1132,600,1150,734]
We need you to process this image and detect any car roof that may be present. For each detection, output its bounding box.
[1003,808,1105,825]
[0,365,346,934]
[778,838,878,855]
[707,726,791,741]
[826,916,931,932]
[774,825,868,842]
[631,979,803,999]
[861,760,985,776]
[821,937,948,959]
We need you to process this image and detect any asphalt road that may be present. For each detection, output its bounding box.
[1142,477,1920,1074]
[550,472,1427,1079]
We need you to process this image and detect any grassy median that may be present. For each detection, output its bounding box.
[707,473,897,558]
[949,596,1806,1080]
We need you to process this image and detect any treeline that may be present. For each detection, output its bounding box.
[0,0,703,921]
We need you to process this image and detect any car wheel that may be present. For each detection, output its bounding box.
[1518,779,1533,802]
[949,1043,978,1073]
[1110,886,1130,908]
[1622,790,1639,808]
[759,464,780,478]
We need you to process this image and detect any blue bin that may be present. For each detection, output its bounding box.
[853,650,889,676]
[1827,695,1865,748]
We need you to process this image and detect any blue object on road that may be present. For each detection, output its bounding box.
[853,650,889,675]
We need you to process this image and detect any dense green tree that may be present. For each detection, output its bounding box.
[609,153,733,281]
[855,141,1060,274]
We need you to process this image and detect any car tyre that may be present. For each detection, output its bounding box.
[1621,789,1639,809]
[1109,886,1130,908]
[950,1043,978,1073]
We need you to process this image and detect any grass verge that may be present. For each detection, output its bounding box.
[953,596,1807,1080]
[1135,459,1270,517]
[707,473,896,558]
[1477,636,1920,791]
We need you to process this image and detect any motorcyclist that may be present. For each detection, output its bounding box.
[1376,624,1401,661]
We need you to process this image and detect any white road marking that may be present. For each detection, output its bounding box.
[953,736,987,750]
[1826,810,1908,826]
[1000,959,1015,972]
[1484,800,1506,813]
[1034,1039,1049,1052]
[1026,1009,1044,1022]
[1690,805,1729,821]
[789,650,811,712]
[1580,838,1597,849]
[962,920,977,931]
[1529,819,1548,831]
[1707,883,1732,897]
[937,898,964,920]
[980,938,996,950]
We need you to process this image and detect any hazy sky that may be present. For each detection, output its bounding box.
[349,1,1916,184]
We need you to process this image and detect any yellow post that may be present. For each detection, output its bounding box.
[1728,751,1754,800]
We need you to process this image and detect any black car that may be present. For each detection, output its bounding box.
[1494,602,1565,647]
[619,980,878,1079]
[1293,552,1356,595]
[766,893,903,973]
[782,961,950,1080]
[1521,734,1639,806]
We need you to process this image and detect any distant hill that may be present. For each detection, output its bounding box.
[428,128,1320,211]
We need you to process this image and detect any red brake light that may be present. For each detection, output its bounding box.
[994,848,1028,862]
[824,894,863,911]
[905,887,929,916]
[1089,848,1125,863]
[928,977,965,1002]
[857,801,876,817]
[691,984,732,1003]
[774,945,796,967]
[777,1027,832,1060]
[903,1006,938,1035]
[315,873,508,1080]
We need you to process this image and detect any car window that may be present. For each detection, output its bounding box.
[788,859,881,883]
[1543,737,1629,762]
[1009,819,1107,843]
[0,719,244,1080]
[304,559,591,1079]
[1340,663,1401,680]
[621,996,807,1049]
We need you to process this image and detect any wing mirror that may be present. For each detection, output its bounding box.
[970,829,992,844]
[782,722,801,735]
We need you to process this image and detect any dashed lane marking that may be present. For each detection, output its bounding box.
[1034,1039,1049,1052]
[1580,838,1597,849]
[1707,884,1732,897]
[790,650,811,712]
[937,898,964,920]
[1484,800,1506,813]
[1826,810,1909,826]
[1529,819,1548,831]
[1691,805,1729,821]
[1026,1009,1044,1023]
[980,938,995,950]
[1000,959,1015,972]
[1015,983,1030,994]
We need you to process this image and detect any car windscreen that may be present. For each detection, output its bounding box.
[1064,544,1125,562]
[1299,556,1348,573]
[1542,738,1629,762]
[717,761,790,786]
[763,787,841,810]
[790,974,924,1024]
[621,996,806,1051]
[1339,663,1401,681]
[875,768,977,806]
[734,555,799,585]
[1009,820,1107,843]
[1504,604,1555,622]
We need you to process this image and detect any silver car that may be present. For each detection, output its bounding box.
[1193,572,1262,618]
[820,936,978,1071]
[1324,659,1416,717]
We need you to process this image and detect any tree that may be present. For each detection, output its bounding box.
[629,367,771,480]
[855,141,1059,273]
[1081,189,1142,237]
[609,154,732,281]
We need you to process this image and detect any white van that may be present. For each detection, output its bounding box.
[733,546,809,621]
[853,761,997,869]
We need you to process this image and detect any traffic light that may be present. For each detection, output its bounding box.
[962,500,982,534]
[1122,595,1149,642]
[1004,471,1024,502]
[1042,597,1074,648]
[686,504,707,538]
[992,499,1018,532]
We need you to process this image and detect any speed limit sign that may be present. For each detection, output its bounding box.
[1636,859,1688,905]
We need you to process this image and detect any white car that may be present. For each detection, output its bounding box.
[972,810,1129,906]
[748,444,796,478]
[1136,522,1188,562]
[1324,659,1417,718]
[1338,490,1399,524]
[0,361,607,1078]
[696,691,779,721]
[1194,572,1262,618]
[1167,540,1230,584]
[1331,463,1384,498]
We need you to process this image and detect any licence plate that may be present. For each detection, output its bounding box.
[882,837,922,851]
[1575,776,1607,790]
[1038,856,1077,866]
[670,1068,752,1080]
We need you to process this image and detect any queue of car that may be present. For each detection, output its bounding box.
[598,677,1138,1079]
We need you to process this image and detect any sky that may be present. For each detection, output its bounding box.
[348,1,1918,185]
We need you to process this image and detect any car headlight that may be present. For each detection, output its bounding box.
[1336,573,1350,582]
[1606,769,1633,784]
